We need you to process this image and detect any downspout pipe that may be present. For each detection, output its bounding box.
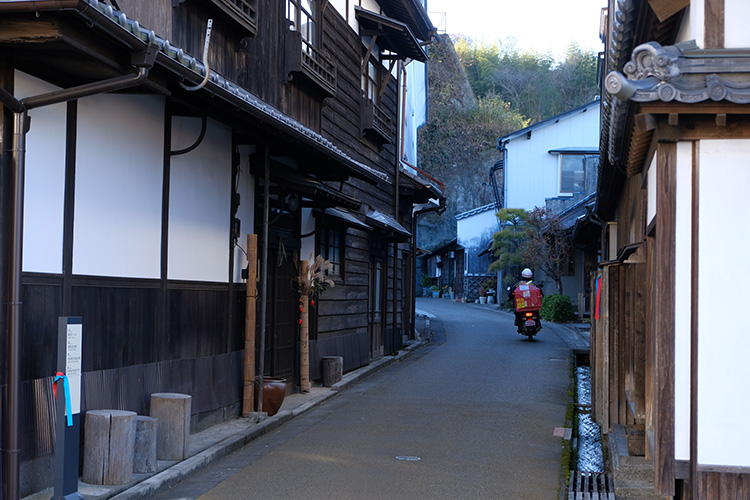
[392,62,404,354]
[1,43,157,500]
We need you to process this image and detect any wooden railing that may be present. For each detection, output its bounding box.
[210,0,257,34]
[360,98,393,144]
[285,30,337,97]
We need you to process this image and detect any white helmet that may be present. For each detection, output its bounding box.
[521,268,533,279]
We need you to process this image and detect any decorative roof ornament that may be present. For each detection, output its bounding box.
[606,40,750,104]
[623,42,682,81]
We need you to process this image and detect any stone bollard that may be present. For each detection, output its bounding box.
[133,415,158,473]
[83,409,137,485]
[150,393,191,460]
[321,356,343,387]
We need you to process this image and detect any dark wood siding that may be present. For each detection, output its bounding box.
[20,275,243,379]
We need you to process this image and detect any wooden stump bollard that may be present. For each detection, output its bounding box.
[82,409,137,485]
[150,393,191,460]
[321,356,343,387]
[133,415,158,473]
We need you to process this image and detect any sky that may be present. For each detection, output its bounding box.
[426,0,606,61]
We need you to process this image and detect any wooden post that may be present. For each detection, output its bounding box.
[243,234,258,417]
[82,410,137,485]
[149,393,191,460]
[300,260,310,393]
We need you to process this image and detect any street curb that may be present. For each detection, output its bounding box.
[108,338,427,500]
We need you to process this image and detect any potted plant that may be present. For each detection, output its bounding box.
[481,277,497,304]
[430,285,440,298]
[420,274,432,297]
[478,286,487,304]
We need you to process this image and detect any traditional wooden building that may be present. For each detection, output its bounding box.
[0,0,440,496]
[578,0,750,497]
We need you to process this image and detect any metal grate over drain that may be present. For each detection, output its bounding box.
[568,472,615,500]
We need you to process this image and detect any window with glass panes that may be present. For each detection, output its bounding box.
[287,0,316,46]
[560,154,585,193]
[362,57,378,102]
[320,227,342,275]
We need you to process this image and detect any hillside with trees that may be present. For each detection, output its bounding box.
[417,35,599,251]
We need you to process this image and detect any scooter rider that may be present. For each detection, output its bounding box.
[508,268,543,332]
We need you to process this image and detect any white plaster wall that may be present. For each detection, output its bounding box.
[168,117,232,282]
[15,71,67,274]
[675,3,702,47]
[678,0,750,48]
[401,61,428,166]
[647,154,657,228]
[697,139,750,467]
[330,0,357,30]
[504,104,599,211]
[362,0,381,14]
[232,145,255,283]
[74,94,164,278]
[725,0,750,48]
[300,207,316,264]
[457,209,498,248]
[674,141,692,461]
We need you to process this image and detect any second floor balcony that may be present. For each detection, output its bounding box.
[360,98,393,145]
[284,30,337,97]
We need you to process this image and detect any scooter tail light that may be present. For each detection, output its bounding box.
[525,312,533,317]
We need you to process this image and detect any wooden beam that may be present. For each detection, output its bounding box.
[640,102,750,115]
[378,59,396,98]
[361,35,378,77]
[689,141,700,500]
[704,0,725,49]
[242,234,258,417]
[653,141,676,496]
[679,117,750,140]
[635,113,658,132]
[648,0,689,23]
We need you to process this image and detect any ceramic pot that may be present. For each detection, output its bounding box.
[255,377,287,416]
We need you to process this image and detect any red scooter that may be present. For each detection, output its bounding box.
[516,309,542,340]
[510,282,543,340]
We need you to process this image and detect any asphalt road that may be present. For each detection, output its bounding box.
[155,299,572,500]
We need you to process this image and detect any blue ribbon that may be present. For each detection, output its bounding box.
[54,373,73,427]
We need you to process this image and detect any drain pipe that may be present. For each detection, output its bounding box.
[1,43,157,500]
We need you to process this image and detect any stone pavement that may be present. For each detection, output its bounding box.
[23,313,437,500]
[24,306,588,500]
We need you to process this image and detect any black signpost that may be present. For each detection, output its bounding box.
[52,316,83,500]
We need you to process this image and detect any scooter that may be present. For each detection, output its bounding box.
[515,308,542,340]
[509,282,543,340]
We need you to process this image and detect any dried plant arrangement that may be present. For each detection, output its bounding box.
[297,253,335,296]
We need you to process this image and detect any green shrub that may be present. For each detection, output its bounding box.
[540,294,575,323]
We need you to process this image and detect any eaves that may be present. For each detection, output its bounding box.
[0,0,388,186]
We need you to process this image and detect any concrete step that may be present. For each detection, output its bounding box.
[612,477,663,500]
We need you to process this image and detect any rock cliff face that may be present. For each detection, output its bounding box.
[416,35,498,251]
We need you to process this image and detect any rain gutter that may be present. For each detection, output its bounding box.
[0,0,385,185]
[0,42,157,500]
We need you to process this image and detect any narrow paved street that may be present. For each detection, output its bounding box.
[156,299,572,500]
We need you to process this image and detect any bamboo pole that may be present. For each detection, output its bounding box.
[242,234,258,417]
[300,260,310,393]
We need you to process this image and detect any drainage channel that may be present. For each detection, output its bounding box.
[568,358,613,499]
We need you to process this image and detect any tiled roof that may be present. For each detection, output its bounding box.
[455,203,497,221]
[76,0,389,184]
